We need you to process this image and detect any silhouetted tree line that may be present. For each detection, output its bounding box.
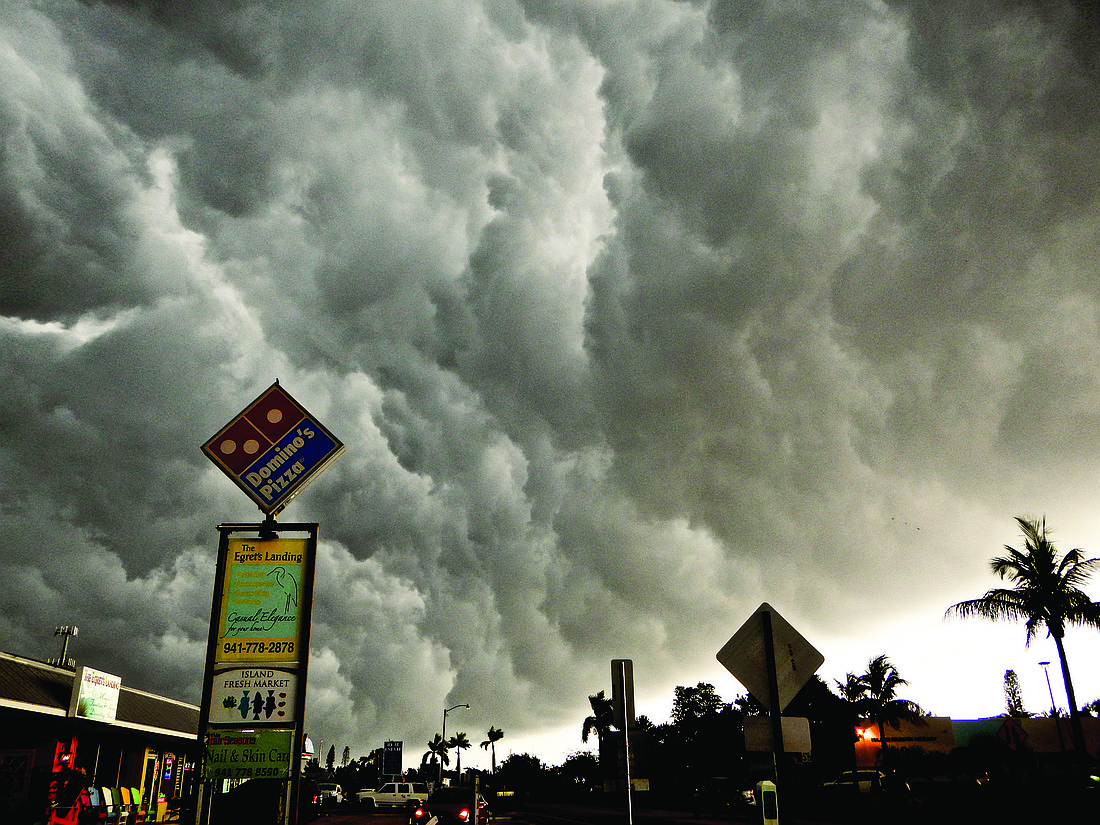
[635,677,858,799]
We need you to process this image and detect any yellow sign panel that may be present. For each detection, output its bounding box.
[217,538,308,662]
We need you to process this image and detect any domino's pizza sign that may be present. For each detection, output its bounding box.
[202,381,344,515]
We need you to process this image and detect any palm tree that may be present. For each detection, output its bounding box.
[834,673,864,703]
[853,655,924,759]
[946,516,1100,756]
[581,690,615,744]
[423,733,449,774]
[448,732,471,777]
[480,726,505,773]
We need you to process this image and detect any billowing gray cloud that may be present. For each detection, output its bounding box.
[4,0,1100,765]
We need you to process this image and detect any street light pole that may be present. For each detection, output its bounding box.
[440,703,469,787]
[1039,661,1066,752]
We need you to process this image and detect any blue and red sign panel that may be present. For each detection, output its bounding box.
[202,382,344,514]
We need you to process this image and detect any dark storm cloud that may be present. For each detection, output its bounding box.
[0,6,155,319]
[838,2,1100,341]
[4,0,1100,761]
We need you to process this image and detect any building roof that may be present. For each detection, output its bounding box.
[0,650,198,740]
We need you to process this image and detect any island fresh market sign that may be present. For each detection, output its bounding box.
[209,665,297,725]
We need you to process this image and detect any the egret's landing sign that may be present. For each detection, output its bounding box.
[202,381,344,514]
[217,537,307,662]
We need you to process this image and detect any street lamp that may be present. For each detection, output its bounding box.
[440,703,469,786]
[1039,661,1066,752]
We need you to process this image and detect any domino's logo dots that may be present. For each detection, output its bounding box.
[219,438,261,457]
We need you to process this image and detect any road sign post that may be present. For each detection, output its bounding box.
[612,659,634,825]
[761,609,785,780]
[717,603,824,787]
[716,603,824,714]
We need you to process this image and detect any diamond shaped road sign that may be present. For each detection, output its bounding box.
[717,602,824,713]
[202,381,344,515]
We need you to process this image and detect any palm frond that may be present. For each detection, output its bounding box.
[945,589,1028,622]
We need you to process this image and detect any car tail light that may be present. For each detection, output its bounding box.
[413,806,426,820]
[459,808,471,821]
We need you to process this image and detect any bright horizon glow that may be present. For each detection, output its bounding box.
[475,615,1100,771]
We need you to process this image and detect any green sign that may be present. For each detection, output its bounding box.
[204,728,294,780]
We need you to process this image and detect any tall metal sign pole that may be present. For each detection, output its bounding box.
[760,610,785,782]
[197,382,343,825]
[611,659,634,825]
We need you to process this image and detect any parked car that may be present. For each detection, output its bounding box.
[690,777,755,815]
[822,769,886,794]
[301,778,323,821]
[822,769,910,798]
[358,781,431,808]
[413,787,491,825]
[318,782,344,805]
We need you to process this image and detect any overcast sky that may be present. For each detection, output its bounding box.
[5,0,1100,770]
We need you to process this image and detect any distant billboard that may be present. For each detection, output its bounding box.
[383,741,402,776]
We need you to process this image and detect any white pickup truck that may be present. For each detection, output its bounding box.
[357,781,432,808]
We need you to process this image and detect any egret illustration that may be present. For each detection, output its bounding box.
[267,567,299,613]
